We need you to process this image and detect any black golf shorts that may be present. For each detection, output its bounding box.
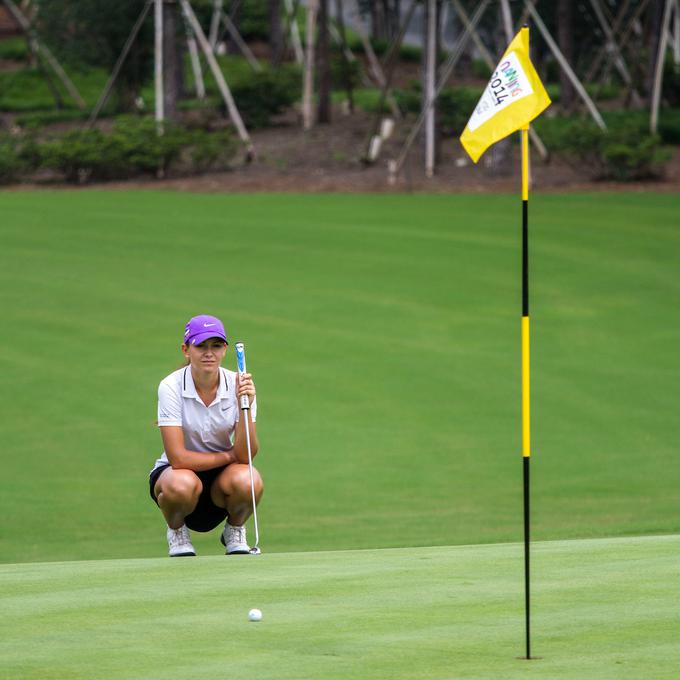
[149,464,228,532]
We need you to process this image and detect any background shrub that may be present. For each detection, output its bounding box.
[331,52,361,94]
[471,59,492,81]
[600,109,680,145]
[33,117,236,183]
[394,84,482,136]
[187,129,237,171]
[0,37,28,61]
[229,66,300,127]
[535,115,671,181]
[239,0,270,41]
[394,80,421,114]
[657,109,680,145]
[663,57,680,107]
[0,140,22,184]
[0,133,42,184]
[438,87,484,135]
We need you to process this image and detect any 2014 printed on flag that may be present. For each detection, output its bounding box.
[466,52,535,132]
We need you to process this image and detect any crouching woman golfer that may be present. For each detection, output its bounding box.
[149,314,263,557]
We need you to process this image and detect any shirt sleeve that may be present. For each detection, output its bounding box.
[158,379,182,426]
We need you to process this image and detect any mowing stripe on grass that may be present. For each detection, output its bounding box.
[1,535,679,679]
[1,191,679,563]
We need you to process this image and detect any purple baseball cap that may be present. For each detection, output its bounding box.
[183,315,228,346]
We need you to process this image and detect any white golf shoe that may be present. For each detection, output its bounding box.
[167,525,196,557]
[220,523,250,554]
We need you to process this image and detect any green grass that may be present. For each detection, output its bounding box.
[331,87,386,111]
[0,65,110,113]
[1,535,678,679]
[0,48,272,126]
[0,53,282,119]
[0,192,678,565]
[0,36,29,61]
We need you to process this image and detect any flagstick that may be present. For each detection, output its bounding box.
[520,124,532,660]
[457,24,549,660]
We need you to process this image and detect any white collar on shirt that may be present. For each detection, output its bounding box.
[181,366,229,405]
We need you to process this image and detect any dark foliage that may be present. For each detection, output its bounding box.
[534,114,671,181]
[229,66,300,127]
[0,117,237,184]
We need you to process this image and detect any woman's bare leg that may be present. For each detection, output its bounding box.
[154,468,202,529]
[210,463,263,526]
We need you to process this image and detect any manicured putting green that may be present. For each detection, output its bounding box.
[1,535,678,679]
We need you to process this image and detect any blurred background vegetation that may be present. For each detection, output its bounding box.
[0,0,679,184]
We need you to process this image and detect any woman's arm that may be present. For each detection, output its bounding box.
[160,426,237,471]
[231,410,259,464]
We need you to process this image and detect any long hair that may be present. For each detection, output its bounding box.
[178,343,190,368]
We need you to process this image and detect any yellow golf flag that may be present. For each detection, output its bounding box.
[460,27,551,163]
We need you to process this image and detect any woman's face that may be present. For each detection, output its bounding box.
[183,338,227,372]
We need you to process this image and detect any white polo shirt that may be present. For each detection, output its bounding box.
[152,366,257,472]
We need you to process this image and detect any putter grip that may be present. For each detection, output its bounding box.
[234,341,250,410]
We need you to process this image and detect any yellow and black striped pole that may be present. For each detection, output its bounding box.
[458,22,551,661]
[521,124,532,660]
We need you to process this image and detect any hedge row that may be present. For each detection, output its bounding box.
[534,114,673,181]
[0,117,236,184]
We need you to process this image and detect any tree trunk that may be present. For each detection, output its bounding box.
[269,0,283,66]
[381,0,392,39]
[371,2,385,41]
[162,1,180,121]
[317,0,331,123]
[302,0,318,129]
[557,0,575,110]
[334,0,354,112]
[390,0,400,39]
[422,0,441,174]
[227,0,243,55]
[645,0,666,103]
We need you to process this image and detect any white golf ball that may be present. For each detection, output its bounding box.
[248,608,262,622]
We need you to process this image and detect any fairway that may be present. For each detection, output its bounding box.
[1,535,679,679]
[1,191,679,564]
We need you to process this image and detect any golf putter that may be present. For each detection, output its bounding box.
[235,341,261,555]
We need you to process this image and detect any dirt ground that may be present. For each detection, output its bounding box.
[8,106,680,194]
